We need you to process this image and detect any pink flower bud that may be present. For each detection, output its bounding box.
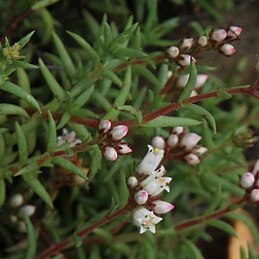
[227,26,242,38]
[180,133,201,150]
[219,44,236,56]
[127,176,138,188]
[250,189,259,202]
[20,205,36,217]
[167,134,179,148]
[134,190,149,205]
[177,54,196,67]
[192,145,208,156]
[210,29,227,42]
[117,143,132,155]
[181,38,194,50]
[176,74,208,89]
[198,36,208,47]
[153,200,175,214]
[185,153,200,165]
[103,146,118,161]
[110,125,128,141]
[10,194,24,208]
[172,127,184,135]
[151,136,165,149]
[167,46,180,58]
[240,172,255,189]
[98,119,111,133]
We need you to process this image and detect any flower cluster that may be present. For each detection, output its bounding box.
[151,127,207,165]
[166,25,242,67]
[57,128,82,147]
[128,145,174,234]
[98,120,131,161]
[240,160,259,203]
[9,193,36,232]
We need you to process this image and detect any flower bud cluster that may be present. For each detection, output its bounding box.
[128,145,174,234]
[98,120,131,161]
[9,193,36,233]
[166,25,242,64]
[151,127,207,166]
[57,128,82,148]
[240,160,259,203]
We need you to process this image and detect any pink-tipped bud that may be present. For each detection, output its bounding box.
[20,205,36,217]
[10,194,24,208]
[181,38,194,50]
[192,145,208,156]
[250,189,259,202]
[185,153,200,165]
[134,190,149,205]
[177,54,196,67]
[211,29,227,42]
[198,36,208,47]
[110,125,128,141]
[167,46,180,58]
[219,43,236,56]
[153,200,175,214]
[127,176,138,188]
[103,146,118,161]
[167,134,179,148]
[151,136,166,149]
[172,127,184,135]
[240,172,255,189]
[227,26,242,38]
[180,133,201,150]
[118,143,132,155]
[98,120,111,133]
[176,74,208,89]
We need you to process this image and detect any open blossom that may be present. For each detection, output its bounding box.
[57,128,82,147]
[136,145,164,175]
[132,207,163,234]
[152,200,175,214]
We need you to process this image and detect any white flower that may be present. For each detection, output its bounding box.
[240,172,255,189]
[177,54,196,67]
[252,160,259,176]
[103,146,118,161]
[152,200,175,214]
[250,189,259,202]
[167,134,179,148]
[192,145,208,156]
[185,153,200,165]
[167,46,180,58]
[176,74,208,89]
[57,128,82,147]
[172,127,184,135]
[110,125,128,141]
[219,44,236,56]
[20,205,36,217]
[117,143,132,155]
[141,175,172,197]
[127,176,138,188]
[198,36,208,47]
[141,166,166,187]
[134,190,149,205]
[136,145,164,175]
[210,29,227,42]
[10,194,24,208]
[151,136,165,149]
[180,133,201,150]
[98,119,111,133]
[132,207,163,234]
[181,38,194,50]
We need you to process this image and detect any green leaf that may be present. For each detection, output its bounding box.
[114,48,147,58]
[0,180,5,207]
[183,240,204,259]
[207,219,237,237]
[52,32,76,78]
[57,111,71,129]
[18,31,35,48]
[118,172,129,208]
[67,31,99,62]
[1,82,41,112]
[179,62,197,100]
[117,105,142,124]
[31,0,60,10]
[102,70,122,86]
[143,116,202,127]
[47,111,57,151]
[52,157,88,181]
[14,61,38,70]
[15,122,28,163]
[38,58,66,102]
[22,171,53,208]
[21,211,37,259]
[0,103,29,118]
[74,85,95,108]
[188,104,217,134]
